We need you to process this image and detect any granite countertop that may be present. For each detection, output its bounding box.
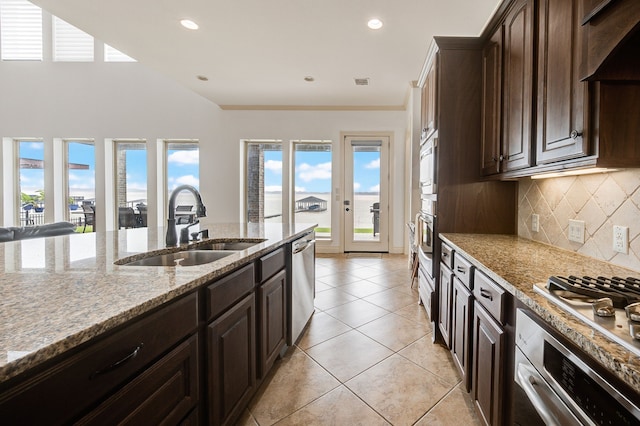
[440,233,640,394]
[0,222,315,385]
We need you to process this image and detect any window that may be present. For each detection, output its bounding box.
[53,16,93,62]
[0,0,42,61]
[114,140,147,209]
[17,139,44,226]
[166,140,199,225]
[245,141,282,223]
[293,141,332,239]
[104,43,136,62]
[65,140,95,222]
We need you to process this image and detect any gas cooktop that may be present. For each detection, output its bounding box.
[534,276,640,358]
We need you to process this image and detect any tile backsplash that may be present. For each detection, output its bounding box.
[518,169,640,273]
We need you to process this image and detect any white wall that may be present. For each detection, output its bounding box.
[204,109,408,253]
[0,60,221,230]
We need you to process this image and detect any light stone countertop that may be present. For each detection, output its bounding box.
[440,233,640,394]
[0,222,316,384]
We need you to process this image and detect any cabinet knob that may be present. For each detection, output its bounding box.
[570,130,583,139]
[499,155,505,161]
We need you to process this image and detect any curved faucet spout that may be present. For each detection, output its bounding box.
[166,185,207,247]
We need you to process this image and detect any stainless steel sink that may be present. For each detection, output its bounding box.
[190,240,264,251]
[120,250,233,267]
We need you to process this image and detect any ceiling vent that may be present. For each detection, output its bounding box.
[354,78,370,86]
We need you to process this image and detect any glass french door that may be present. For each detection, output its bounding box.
[343,135,389,252]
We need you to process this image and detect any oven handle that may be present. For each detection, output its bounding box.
[515,360,584,426]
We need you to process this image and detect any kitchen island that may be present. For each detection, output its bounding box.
[440,233,640,396]
[0,222,315,424]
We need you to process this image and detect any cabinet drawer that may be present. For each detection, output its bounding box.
[258,247,285,283]
[453,253,474,290]
[206,263,255,321]
[77,334,199,425]
[441,242,454,269]
[473,270,506,324]
[0,292,198,425]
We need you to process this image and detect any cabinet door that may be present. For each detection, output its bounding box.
[451,279,473,392]
[481,26,503,176]
[536,0,588,163]
[502,0,534,171]
[422,54,439,139]
[208,293,256,426]
[438,264,453,348]
[258,269,286,378]
[472,301,505,426]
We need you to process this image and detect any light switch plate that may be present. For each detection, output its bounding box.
[613,225,629,254]
[531,214,539,233]
[568,219,585,244]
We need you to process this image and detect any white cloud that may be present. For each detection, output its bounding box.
[294,186,307,192]
[369,184,380,192]
[353,182,361,191]
[297,162,331,182]
[265,185,282,192]
[27,142,43,150]
[265,160,282,174]
[175,174,199,186]
[168,150,199,165]
[365,158,380,169]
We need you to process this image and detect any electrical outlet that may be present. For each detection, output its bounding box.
[568,219,585,244]
[613,225,629,254]
[531,214,539,233]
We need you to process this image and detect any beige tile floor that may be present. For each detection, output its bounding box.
[239,254,482,426]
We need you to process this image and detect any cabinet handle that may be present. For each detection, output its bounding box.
[456,266,466,275]
[570,130,583,139]
[499,155,504,161]
[90,343,144,379]
[480,288,493,301]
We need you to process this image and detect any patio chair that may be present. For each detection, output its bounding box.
[175,205,194,224]
[81,204,95,232]
[118,207,137,229]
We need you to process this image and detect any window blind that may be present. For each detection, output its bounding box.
[104,43,135,62]
[0,0,42,61]
[53,16,93,62]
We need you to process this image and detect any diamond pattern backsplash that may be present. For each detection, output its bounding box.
[518,169,640,273]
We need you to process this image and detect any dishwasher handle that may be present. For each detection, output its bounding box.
[293,238,315,254]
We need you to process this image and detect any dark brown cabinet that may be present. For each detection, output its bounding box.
[258,269,287,378]
[472,301,505,426]
[502,0,534,172]
[451,278,473,392]
[438,263,453,348]
[207,293,256,426]
[481,26,503,176]
[536,0,588,164]
[0,292,199,425]
[421,54,439,140]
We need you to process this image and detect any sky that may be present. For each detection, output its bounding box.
[264,149,380,194]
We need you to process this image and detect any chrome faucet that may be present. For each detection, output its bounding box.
[166,185,207,247]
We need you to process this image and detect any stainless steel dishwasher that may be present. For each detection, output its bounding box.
[289,231,315,344]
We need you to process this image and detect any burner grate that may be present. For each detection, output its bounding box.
[547,275,640,308]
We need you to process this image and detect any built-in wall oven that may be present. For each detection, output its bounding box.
[419,135,437,196]
[514,309,640,425]
[416,204,436,327]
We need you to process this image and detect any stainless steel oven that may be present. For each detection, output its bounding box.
[416,211,436,325]
[419,136,437,196]
[514,309,640,425]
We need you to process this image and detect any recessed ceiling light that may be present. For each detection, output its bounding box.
[367,18,383,30]
[304,76,315,82]
[196,75,208,81]
[180,19,199,30]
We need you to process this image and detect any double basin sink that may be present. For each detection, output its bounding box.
[116,240,265,267]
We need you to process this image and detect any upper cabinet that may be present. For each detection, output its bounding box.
[421,53,439,141]
[481,0,640,178]
[536,0,588,164]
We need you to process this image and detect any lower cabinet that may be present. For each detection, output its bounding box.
[438,263,453,348]
[451,278,473,392]
[207,293,257,426]
[258,269,287,378]
[472,301,505,426]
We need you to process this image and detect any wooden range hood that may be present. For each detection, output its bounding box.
[582,0,640,80]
